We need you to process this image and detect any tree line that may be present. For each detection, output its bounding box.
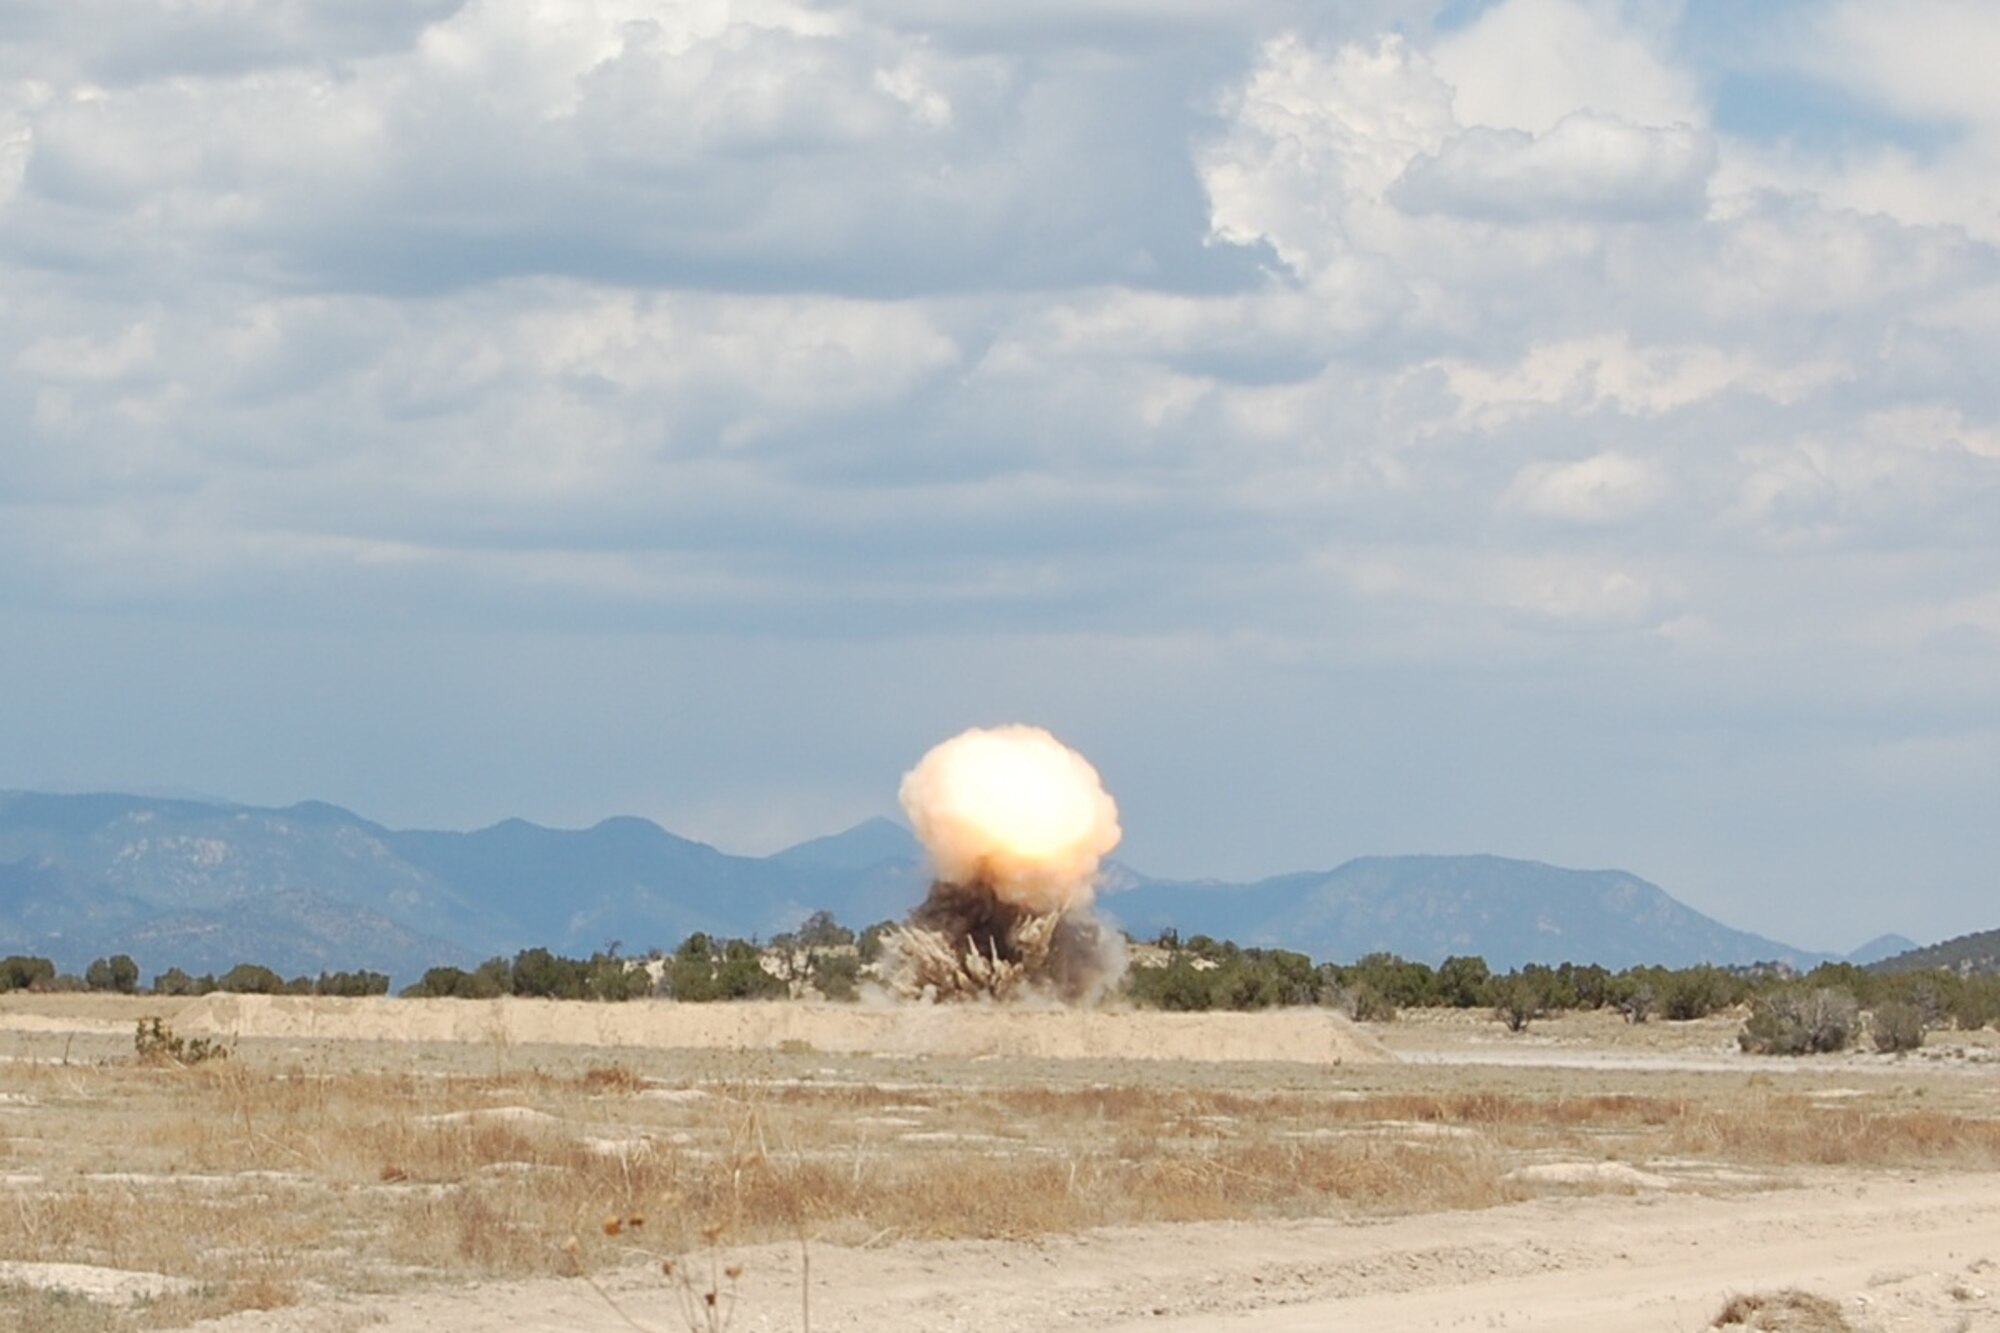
[1123,934,2000,1052]
[0,953,395,999]
[6,914,1997,1053]
[0,911,880,1004]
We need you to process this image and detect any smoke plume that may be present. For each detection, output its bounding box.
[887,725,1125,1004]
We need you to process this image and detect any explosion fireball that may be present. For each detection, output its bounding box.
[886,725,1125,1004]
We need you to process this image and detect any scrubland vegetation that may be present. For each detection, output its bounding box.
[4,907,1998,1326]
[3,1010,2000,1328]
[8,909,2000,1060]
[1124,938,2000,1055]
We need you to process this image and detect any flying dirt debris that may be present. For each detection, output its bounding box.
[885,724,1126,1004]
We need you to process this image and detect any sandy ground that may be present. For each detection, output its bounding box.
[1377,1003,2000,1073]
[179,1170,2000,1333]
[6,995,1999,1331]
[158,993,1393,1065]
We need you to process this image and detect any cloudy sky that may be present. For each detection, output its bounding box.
[5,0,1998,953]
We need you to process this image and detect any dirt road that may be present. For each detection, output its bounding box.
[201,1169,1999,1333]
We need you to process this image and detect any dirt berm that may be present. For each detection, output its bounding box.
[172,994,1393,1064]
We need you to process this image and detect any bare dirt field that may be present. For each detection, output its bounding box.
[3,994,1998,1332]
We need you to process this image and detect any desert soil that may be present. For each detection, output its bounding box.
[5,995,1998,1332]
[168,992,1396,1065]
[185,1169,1999,1333]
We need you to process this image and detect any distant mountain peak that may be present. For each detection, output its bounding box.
[281,800,372,827]
[1110,852,1826,971]
[1846,933,1918,966]
[771,817,916,871]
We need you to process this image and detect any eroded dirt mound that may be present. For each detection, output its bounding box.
[171,995,1393,1064]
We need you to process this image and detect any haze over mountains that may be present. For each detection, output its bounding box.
[0,791,1897,984]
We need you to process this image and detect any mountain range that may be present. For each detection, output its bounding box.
[1870,928,2000,977]
[0,790,1895,984]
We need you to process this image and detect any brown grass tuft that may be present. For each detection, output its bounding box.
[1712,1288,1858,1331]
[579,1064,647,1095]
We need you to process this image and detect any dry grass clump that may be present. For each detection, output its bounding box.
[1125,1138,1510,1224]
[1712,1288,1858,1331]
[992,1084,1276,1121]
[1675,1095,2000,1167]
[579,1063,648,1095]
[0,1059,1520,1324]
[1309,1088,2000,1168]
[1315,1090,1711,1131]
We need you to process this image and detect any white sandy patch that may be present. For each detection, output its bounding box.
[415,1106,562,1129]
[1369,1119,1482,1139]
[0,1259,198,1304]
[0,1013,131,1035]
[1505,1161,1675,1190]
[580,1136,658,1158]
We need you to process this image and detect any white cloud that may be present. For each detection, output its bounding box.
[1811,1,2000,128]
[15,322,158,383]
[1200,33,1455,280]
[1505,451,1667,523]
[2,1,1236,298]
[1430,0,1704,133]
[1393,112,1714,221]
[6,1,2000,949]
[1439,334,1841,426]
[1731,406,2000,551]
[1319,546,1672,630]
[1717,0,2000,243]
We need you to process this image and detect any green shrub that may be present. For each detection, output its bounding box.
[584,951,649,1002]
[794,909,854,950]
[1127,956,1216,1011]
[1612,979,1656,1024]
[813,952,862,1001]
[1563,962,1615,1010]
[1339,953,1437,1009]
[1434,955,1491,1008]
[0,955,55,992]
[856,920,895,964]
[1659,965,1739,1021]
[1739,987,1858,1055]
[1869,1000,1926,1054]
[84,954,140,994]
[401,961,502,998]
[511,947,587,999]
[1944,976,2000,1031]
[217,962,285,994]
[1336,981,1398,1023]
[1491,975,1543,1032]
[134,1017,229,1066]
[658,934,784,1002]
[315,969,390,997]
[150,967,215,996]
